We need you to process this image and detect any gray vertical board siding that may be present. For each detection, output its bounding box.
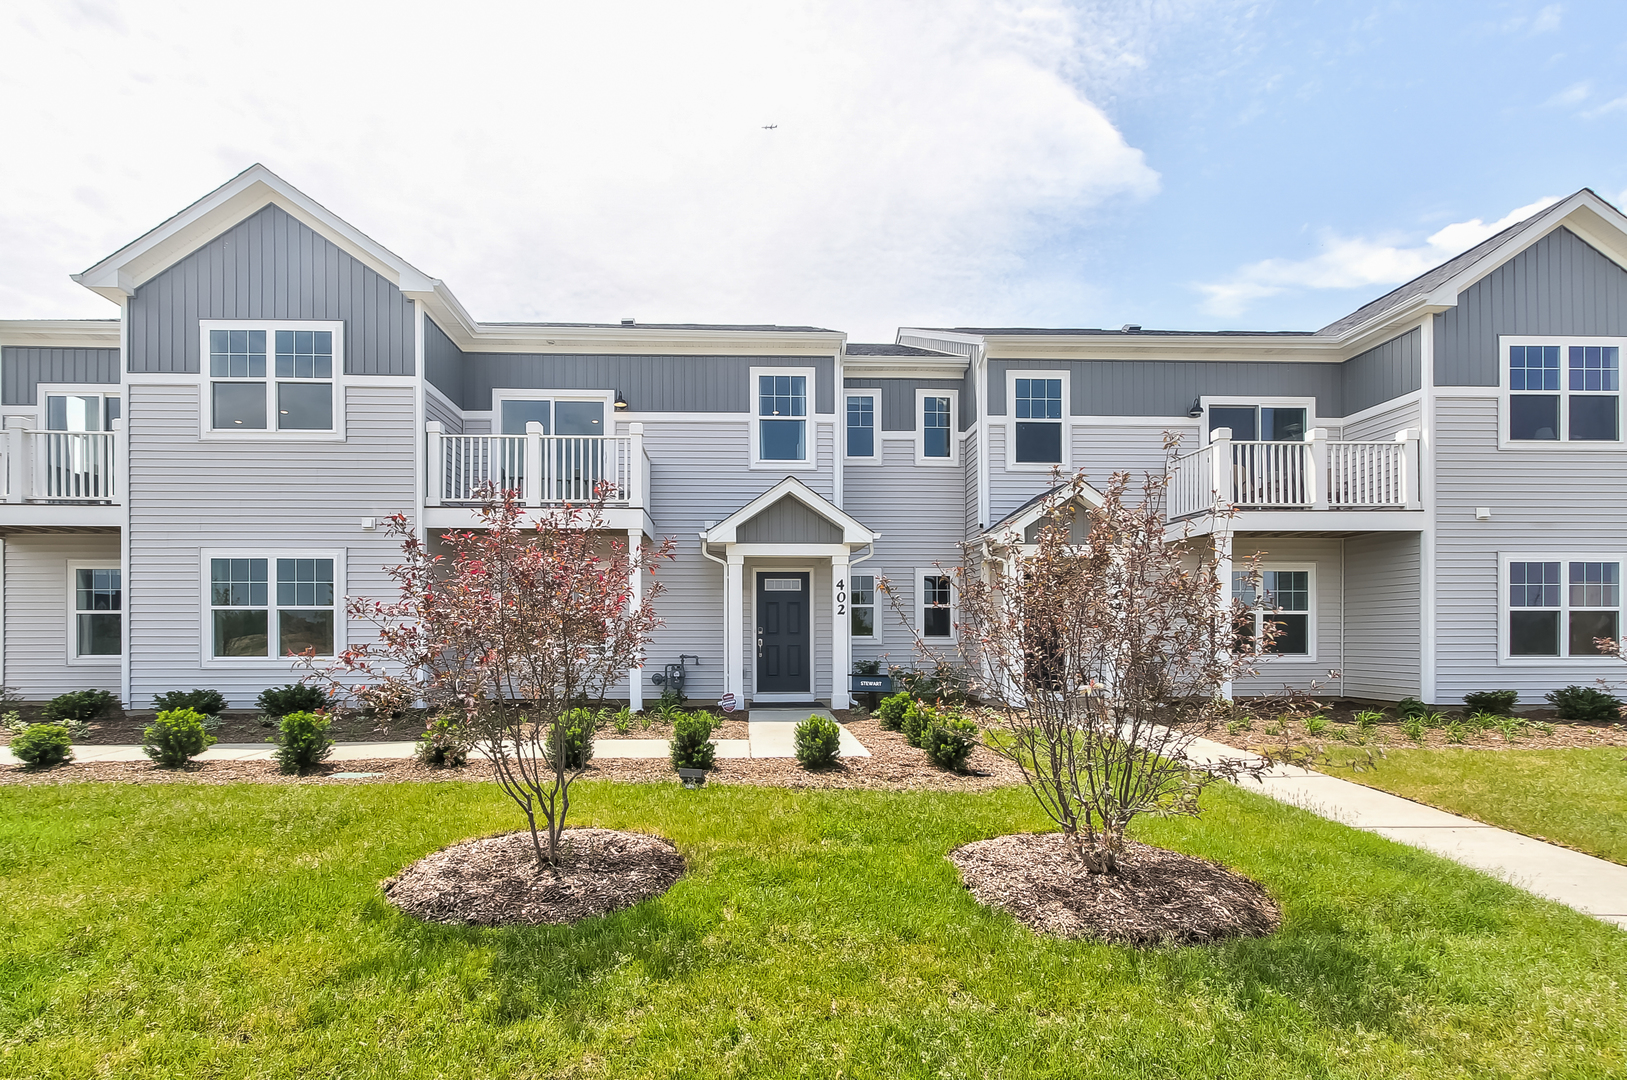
[1432,395,1627,702]
[1436,226,1627,386]
[736,496,845,544]
[1342,533,1421,700]
[1342,329,1421,415]
[2,348,121,405]
[424,317,464,404]
[1339,396,1421,442]
[456,353,836,414]
[844,438,967,669]
[123,382,419,707]
[986,359,1345,418]
[126,203,415,376]
[2,533,122,700]
[1230,535,1345,697]
[842,378,967,430]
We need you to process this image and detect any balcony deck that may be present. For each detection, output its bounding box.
[0,422,121,529]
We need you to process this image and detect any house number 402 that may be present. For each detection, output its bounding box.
[835,578,846,616]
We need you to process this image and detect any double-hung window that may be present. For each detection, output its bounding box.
[1507,339,1622,443]
[918,390,956,462]
[757,373,808,462]
[849,574,876,638]
[206,323,339,433]
[1506,558,1621,657]
[210,556,337,658]
[846,393,876,459]
[1233,568,1312,656]
[1012,376,1063,464]
[73,568,121,658]
[919,571,955,639]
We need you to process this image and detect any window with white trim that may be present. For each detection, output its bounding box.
[1507,558,1621,657]
[758,373,807,461]
[918,389,958,463]
[1233,568,1312,656]
[74,568,121,657]
[846,394,875,458]
[919,570,955,639]
[210,556,336,658]
[208,325,337,432]
[1013,377,1063,463]
[1507,340,1622,442]
[1207,404,1306,442]
[46,392,120,432]
[850,573,876,638]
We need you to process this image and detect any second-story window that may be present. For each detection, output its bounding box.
[209,326,336,432]
[846,394,875,458]
[758,374,807,461]
[1508,342,1620,442]
[922,395,951,458]
[1013,377,1063,463]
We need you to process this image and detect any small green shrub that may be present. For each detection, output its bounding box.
[1546,685,1622,723]
[273,711,333,774]
[1463,690,1518,715]
[42,689,118,726]
[1401,715,1426,743]
[876,692,912,732]
[923,716,978,772]
[10,723,72,768]
[257,683,329,719]
[888,664,970,705]
[1395,697,1428,719]
[142,708,215,767]
[794,714,842,769]
[901,700,936,748]
[1303,715,1329,736]
[852,659,883,676]
[670,711,716,770]
[545,709,596,770]
[414,715,471,768]
[151,689,229,717]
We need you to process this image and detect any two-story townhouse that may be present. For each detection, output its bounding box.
[5,168,1627,711]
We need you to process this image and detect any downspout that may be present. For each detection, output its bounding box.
[700,537,728,696]
[1339,535,1346,700]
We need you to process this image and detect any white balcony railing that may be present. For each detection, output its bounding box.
[1,421,119,504]
[425,421,650,509]
[1167,426,1420,519]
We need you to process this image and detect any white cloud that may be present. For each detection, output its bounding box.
[1583,93,1627,119]
[1547,81,1590,107]
[0,0,1175,340]
[1531,3,1564,33]
[1197,197,1561,319]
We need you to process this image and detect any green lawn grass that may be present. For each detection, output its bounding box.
[1323,747,1627,865]
[1,780,1624,1079]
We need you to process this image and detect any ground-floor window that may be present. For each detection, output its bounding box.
[1506,556,1621,657]
[918,570,956,640]
[1233,567,1312,656]
[74,568,121,657]
[209,555,337,659]
[849,573,876,638]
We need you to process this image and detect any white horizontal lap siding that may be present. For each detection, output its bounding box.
[844,439,966,668]
[125,383,417,708]
[1340,397,1422,442]
[1231,536,1344,697]
[1434,396,1627,703]
[424,391,461,434]
[3,533,122,700]
[1342,533,1421,700]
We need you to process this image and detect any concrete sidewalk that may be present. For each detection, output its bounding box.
[746,708,871,759]
[1187,736,1627,929]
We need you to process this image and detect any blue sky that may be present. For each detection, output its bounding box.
[2,1,1624,340]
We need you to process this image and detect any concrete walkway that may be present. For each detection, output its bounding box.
[746,708,871,759]
[1186,736,1627,929]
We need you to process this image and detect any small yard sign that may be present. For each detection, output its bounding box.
[719,693,738,713]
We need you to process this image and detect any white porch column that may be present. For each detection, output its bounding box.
[424,421,443,506]
[524,421,544,506]
[4,417,33,503]
[726,553,745,700]
[1216,528,1234,701]
[626,528,644,712]
[1307,427,1329,510]
[831,552,851,709]
[1209,426,1232,511]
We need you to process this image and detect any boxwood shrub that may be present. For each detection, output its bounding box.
[794,714,841,769]
[1546,685,1622,723]
[42,689,118,725]
[670,711,716,770]
[256,683,330,719]
[273,710,333,774]
[142,708,216,767]
[875,692,911,732]
[10,723,73,768]
[151,689,229,717]
[923,715,978,772]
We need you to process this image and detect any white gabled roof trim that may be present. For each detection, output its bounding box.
[701,476,876,545]
[983,482,1106,541]
[72,164,436,302]
[0,320,121,348]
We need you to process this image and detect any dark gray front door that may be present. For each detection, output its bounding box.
[756,573,810,694]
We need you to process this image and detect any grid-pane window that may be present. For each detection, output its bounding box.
[1232,568,1311,655]
[212,558,269,657]
[210,326,335,432]
[922,574,953,638]
[850,574,875,638]
[75,569,121,657]
[211,556,335,658]
[277,558,335,657]
[847,395,874,458]
[1568,561,1619,656]
[1013,377,1063,463]
[923,395,951,458]
[1509,343,1620,442]
[758,374,807,461]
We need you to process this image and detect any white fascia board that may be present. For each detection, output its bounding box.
[0,320,122,348]
[979,334,1344,362]
[896,328,987,348]
[71,164,435,301]
[842,357,969,379]
[701,475,875,545]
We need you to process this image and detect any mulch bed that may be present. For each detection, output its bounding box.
[948,832,1281,946]
[1234,718,1627,754]
[600,715,749,741]
[383,828,684,926]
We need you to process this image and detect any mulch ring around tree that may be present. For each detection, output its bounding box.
[383,828,684,926]
[948,832,1280,946]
